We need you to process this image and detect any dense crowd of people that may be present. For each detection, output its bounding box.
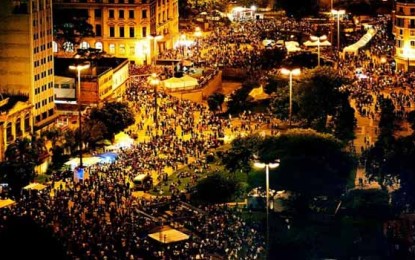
[3,9,415,259]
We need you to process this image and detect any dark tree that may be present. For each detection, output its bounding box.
[296,67,355,141]
[0,137,47,195]
[89,101,135,140]
[194,173,239,203]
[207,92,225,114]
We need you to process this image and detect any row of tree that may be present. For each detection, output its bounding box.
[0,101,135,196]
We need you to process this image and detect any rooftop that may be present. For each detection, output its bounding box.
[0,93,29,113]
[54,57,129,79]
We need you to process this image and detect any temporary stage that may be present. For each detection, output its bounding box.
[148,226,190,244]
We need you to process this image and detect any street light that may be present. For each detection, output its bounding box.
[280,68,301,126]
[69,61,90,169]
[310,35,327,67]
[148,73,160,132]
[331,9,345,51]
[194,27,202,53]
[254,159,280,255]
[148,33,163,65]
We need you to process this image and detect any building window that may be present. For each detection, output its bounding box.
[411,41,415,47]
[129,0,134,3]
[110,26,115,37]
[95,9,102,18]
[129,27,135,37]
[80,41,90,49]
[52,41,58,52]
[63,42,74,52]
[96,24,102,36]
[109,10,114,19]
[109,44,115,53]
[119,10,124,19]
[129,10,134,19]
[142,10,147,19]
[119,44,126,54]
[142,27,147,37]
[95,42,103,50]
[411,30,415,37]
[119,27,125,37]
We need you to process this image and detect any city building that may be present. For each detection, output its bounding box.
[0,94,33,161]
[52,0,179,65]
[54,57,129,107]
[0,0,57,133]
[393,0,415,71]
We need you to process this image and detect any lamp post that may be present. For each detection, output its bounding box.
[280,68,301,126]
[69,61,90,169]
[149,33,163,65]
[254,160,280,255]
[194,27,202,57]
[310,35,327,67]
[149,73,160,132]
[331,9,345,51]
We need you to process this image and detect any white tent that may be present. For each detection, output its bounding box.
[163,75,199,91]
[303,40,332,47]
[285,41,302,53]
[65,157,102,170]
[114,131,134,148]
[343,28,376,56]
[249,86,269,100]
[24,183,47,191]
[0,199,16,208]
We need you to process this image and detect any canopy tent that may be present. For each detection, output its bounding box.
[148,226,190,244]
[114,131,134,148]
[0,199,16,208]
[97,152,118,163]
[64,156,102,170]
[285,41,302,53]
[162,75,199,91]
[343,28,376,56]
[249,86,269,100]
[23,182,47,191]
[303,40,332,47]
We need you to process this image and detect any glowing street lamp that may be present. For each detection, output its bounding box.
[331,9,345,51]
[69,61,90,169]
[254,159,280,255]
[194,27,202,52]
[280,68,301,126]
[310,35,327,66]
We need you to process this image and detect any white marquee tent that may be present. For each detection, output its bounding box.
[343,28,377,56]
[162,75,199,91]
[303,40,332,47]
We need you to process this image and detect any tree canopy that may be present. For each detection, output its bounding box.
[88,101,135,140]
[221,129,355,196]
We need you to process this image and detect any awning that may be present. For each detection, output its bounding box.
[343,28,376,55]
[23,183,47,191]
[0,199,16,208]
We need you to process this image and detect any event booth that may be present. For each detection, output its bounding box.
[162,75,199,91]
[343,28,376,56]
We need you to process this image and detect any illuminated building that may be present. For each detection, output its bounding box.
[0,0,57,132]
[52,0,179,65]
[393,0,415,71]
[0,95,33,161]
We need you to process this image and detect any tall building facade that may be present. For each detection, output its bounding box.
[53,0,179,65]
[0,0,57,132]
[393,0,415,71]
